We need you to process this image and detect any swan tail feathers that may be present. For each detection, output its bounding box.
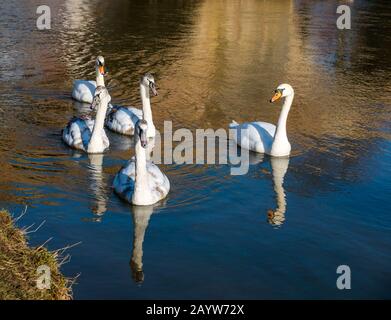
[229,120,239,128]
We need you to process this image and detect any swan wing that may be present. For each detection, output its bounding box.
[230,121,276,153]
[105,106,142,135]
[126,107,143,118]
[113,159,170,204]
[62,117,94,151]
[72,80,96,104]
[101,128,110,150]
[146,162,170,201]
[113,159,136,203]
[253,121,276,137]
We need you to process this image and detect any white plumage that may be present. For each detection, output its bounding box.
[71,56,106,104]
[106,106,143,135]
[230,84,294,157]
[229,120,276,154]
[113,158,170,205]
[72,80,97,104]
[62,117,109,152]
[63,86,111,154]
[113,120,169,205]
[106,73,157,138]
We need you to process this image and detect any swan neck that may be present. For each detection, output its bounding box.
[274,93,293,142]
[88,99,108,152]
[134,140,148,192]
[140,84,153,124]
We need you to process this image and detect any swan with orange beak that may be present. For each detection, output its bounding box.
[72,56,108,104]
[229,84,294,157]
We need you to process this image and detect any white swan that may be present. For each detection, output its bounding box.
[113,120,170,206]
[72,56,106,104]
[62,86,111,153]
[106,73,157,138]
[230,84,294,157]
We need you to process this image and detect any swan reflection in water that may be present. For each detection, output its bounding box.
[107,131,134,151]
[87,153,109,221]
[129,204,155,283]
[241,148,290,227]
[267,157,289,227]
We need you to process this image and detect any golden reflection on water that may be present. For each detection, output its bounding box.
[0,0,390,206]
[0,0,390,299]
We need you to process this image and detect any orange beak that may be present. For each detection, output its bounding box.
[99,65,105,75]
[270,90,282,103]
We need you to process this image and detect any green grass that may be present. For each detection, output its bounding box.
[0,210,72,300]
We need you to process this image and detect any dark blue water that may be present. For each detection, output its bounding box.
[0,0,390,299]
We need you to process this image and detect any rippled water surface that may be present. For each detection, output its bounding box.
[0,0,390,299]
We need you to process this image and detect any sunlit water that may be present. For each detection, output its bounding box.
[0,0,390,299]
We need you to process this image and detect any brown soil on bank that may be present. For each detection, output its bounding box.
[0,210,72,300]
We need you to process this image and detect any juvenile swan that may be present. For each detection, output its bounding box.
[106,73,157,138]
[113,120,170,205]
[72,56,106,104]
[230,84,294,157]
[62,86,111,153]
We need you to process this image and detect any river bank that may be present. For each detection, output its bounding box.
[0,210,72,300]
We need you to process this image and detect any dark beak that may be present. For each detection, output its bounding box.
[149,82,158,96]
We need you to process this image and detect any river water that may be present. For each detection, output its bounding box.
[0,0,390,299]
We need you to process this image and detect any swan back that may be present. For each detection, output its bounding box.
[113,159,170,205]
[113,120,169,205]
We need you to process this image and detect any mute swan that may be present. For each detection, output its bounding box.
[113,120,170,206]
[72,56,106,104]
[106,73,157,138]
[230,84,294,157]
[62,86,111,154]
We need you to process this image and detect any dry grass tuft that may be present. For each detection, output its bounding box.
[0,209,73,300]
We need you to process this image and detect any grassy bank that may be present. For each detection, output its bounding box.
[0,210,72,300]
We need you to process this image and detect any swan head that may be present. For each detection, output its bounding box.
[95,56,105,75]
[140,73,158,96]
[135,119,148,148]
[267,209,285,226]
[91,86,111,110]
[130,260,144,283]
[270,84,294,103]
